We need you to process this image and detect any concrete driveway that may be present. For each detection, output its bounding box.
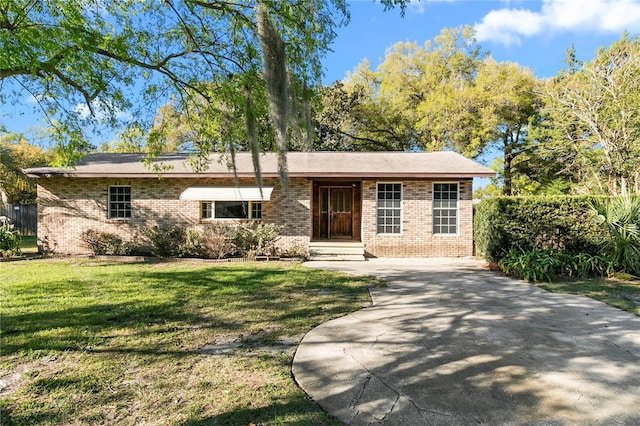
[293,258,640,425]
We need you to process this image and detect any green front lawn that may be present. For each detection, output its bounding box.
[537,276,640,316]
[0,259,381,425]
[18,236,38,254]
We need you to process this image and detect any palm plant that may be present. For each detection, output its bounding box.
[590,196,640,276]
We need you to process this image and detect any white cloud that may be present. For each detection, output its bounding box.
[400,0,458,16]
[74,100,132,121]
[474,0,640,46]
[74,103,93,119]
[25,94,44,104]
[409,0,426,14]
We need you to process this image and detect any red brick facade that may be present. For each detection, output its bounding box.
[361,179,474,257]
[36,177,474,257]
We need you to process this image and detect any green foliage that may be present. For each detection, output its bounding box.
[474,196,607,264]
[176,228,205,258]
[200,223,237,259]
[473,59,542,195]
[146,226,185,258]
[344,27,542,195]
[499,249,617,283]
[476,195,640,280]
[234,222,282,257]
[560,252,614,279]
[2,1,409,168]
[473,196,504,262]
[538,33,640,195]
[498,247,561,282]
[590,196,640,276]
[0,216,20,257]
[313,78,414,151]
[342,26,487,154]
[80,229,134,256]
[0,133,51,204]
[0,259,378,424]
[144,224,284,259]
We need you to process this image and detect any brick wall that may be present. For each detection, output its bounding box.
[36,177,311,255]
[36,176,474,257]
[360,179,474,257]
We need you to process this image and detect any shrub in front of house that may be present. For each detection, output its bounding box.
[590,195,640,276]
[81,229,134,256]
[497,248,617,282]
[147,225,236,259]
[234,222,282,258]
[146,226,185,258]
[200,223,237,259]
[498,247,562,283]
[474,196,614,281]
[474,196,607,264]
[145,223,281,259]
[0,216,21,257]
[175,227,205,258]
[92,223,285,260]
[280,238,308,259]
[476,195,640,281]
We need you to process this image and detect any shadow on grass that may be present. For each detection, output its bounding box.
[2,264,374,356]
[537,277,640,315]
[1,299,200,354]
[1,262,375,425]
[180,399,340,426]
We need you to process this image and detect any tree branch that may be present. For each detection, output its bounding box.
[46,69,96,116]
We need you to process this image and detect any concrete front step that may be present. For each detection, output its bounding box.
[308,242,366,261]
[308,254,366,261]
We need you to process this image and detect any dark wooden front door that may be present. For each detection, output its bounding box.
[320,187,353,239]
[330,188,352,238]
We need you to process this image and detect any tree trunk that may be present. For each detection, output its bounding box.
[503,134,513,196]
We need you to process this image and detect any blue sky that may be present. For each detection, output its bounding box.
[320,0,639,188]
[3,0,639,145]
[322,0,640,84]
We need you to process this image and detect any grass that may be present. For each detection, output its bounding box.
[0,259,382,425]
[17,236,38,255]
[537,275,640,316]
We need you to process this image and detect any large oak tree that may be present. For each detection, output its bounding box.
[338,26,542,195]
[1,0,407,171]
[541,33,640,195]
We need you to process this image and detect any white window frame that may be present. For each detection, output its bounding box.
[108,185,132,220]
[201,201,262,220]
[376,182,403,235]
[432,182,459,235]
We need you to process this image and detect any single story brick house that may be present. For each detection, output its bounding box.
[24,151,494,259]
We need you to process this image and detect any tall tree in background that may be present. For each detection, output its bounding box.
[320,26,487,153]
[541,32,640,195]
[374,26,487,155]
[474,59,542,196]
[519,46,584,196]
[0,133,50,203]
[1,0,408,170]
[313,75,414,151]
[341,26,542,195]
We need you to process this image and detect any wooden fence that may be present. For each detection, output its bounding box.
[1,204,37,236]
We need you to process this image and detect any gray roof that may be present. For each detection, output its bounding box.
[24,151,495,179]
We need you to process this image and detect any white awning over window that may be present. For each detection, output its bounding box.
[179,186,274,201]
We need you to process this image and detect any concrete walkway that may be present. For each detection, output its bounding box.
[293,258,640,425]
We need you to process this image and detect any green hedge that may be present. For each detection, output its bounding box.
[474,196,608,263]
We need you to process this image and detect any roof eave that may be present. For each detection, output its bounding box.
[26,171,496,179]
[24,172,281,179]
[291,172,496,179]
